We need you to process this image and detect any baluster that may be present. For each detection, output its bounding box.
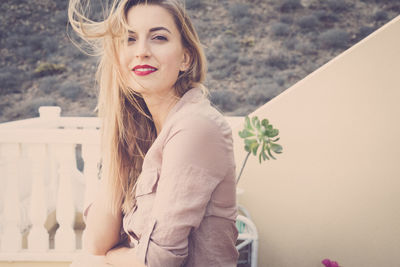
[27,144,48,251]
[81,144,101,243]
[0,143,22,252]
[54,144,76,251]
[47,144,59,214]
[46,143,58,250]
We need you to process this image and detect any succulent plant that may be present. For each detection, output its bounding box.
[237,115,283,184]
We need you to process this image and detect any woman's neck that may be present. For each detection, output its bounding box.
[142,90,180,136]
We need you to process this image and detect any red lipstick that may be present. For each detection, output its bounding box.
[132,65,157,76]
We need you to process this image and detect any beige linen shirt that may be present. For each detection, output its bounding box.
[87,87,239,266]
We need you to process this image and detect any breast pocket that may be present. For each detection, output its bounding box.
[126,168,160,242]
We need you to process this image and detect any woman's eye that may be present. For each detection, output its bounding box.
[153,35,167,41]
[128,36,136,42]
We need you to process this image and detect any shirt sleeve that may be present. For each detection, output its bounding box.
[135,115,233,267]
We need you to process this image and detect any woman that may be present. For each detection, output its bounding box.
[68,0,238,266]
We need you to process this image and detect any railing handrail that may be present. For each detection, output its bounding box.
[0,106,243,145]
[0,106,100,130]
[0,128,100,144]
[0,116,241,130]
[0,116,100,130]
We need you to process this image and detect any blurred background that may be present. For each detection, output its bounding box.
[0,0,399,122]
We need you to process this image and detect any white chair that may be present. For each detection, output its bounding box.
[236,205,258,267]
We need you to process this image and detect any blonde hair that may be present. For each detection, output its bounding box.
[68,0,208,214]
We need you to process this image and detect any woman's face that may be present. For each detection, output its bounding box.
[121,4,189,97]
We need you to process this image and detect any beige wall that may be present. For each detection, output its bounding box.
[234,15,400,267]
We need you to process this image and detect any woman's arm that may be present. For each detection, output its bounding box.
[70,254,112,267]
[83,181,122,255]
[105,246,146,267]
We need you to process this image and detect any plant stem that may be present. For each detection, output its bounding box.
[236,152,251,185]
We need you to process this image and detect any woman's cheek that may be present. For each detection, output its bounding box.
[119,46,131,68]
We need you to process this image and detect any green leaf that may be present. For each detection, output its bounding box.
[244,139,257,146]
[270,143,283,153]
[251,143,259,156]
[262,150,269,161]
[244,144,250,153]
[260,125,267,135]
[239,129,255,138]
[263,141,269,151]
[271,137,280,142]
[270,128,279,138]
[264,125,272,136]
[258,152,263,163]
[255,119,261,130]
[245,116,251,129]
[266,145,276,160]
[261,119,269,127]
[251,116,258,128]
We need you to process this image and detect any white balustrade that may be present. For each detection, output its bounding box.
[0,106,101,262]
[1,144,22,252]
[27,144,49,252]
[0,106,241,263]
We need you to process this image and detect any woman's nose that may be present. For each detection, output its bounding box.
[136,40,151,59]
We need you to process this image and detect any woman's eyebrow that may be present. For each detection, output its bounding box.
[127,27,171,35]
[149,26,171,33]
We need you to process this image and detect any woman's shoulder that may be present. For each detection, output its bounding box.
[171,103,232,140]
[159,87,234,150]
[160,96,235,177]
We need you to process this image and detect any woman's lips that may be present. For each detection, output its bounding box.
[132,65,157,76]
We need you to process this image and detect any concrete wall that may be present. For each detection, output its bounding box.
[234,15,400,267]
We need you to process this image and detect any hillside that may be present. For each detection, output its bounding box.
[0,0,399,122]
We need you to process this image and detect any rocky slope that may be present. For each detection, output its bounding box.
[0,0,399,122]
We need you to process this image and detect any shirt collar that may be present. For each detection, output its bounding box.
[163,87,205,127]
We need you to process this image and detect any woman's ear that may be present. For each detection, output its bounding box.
[180,50,191,72]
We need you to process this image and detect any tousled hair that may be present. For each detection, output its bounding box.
[68,0,208,214]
